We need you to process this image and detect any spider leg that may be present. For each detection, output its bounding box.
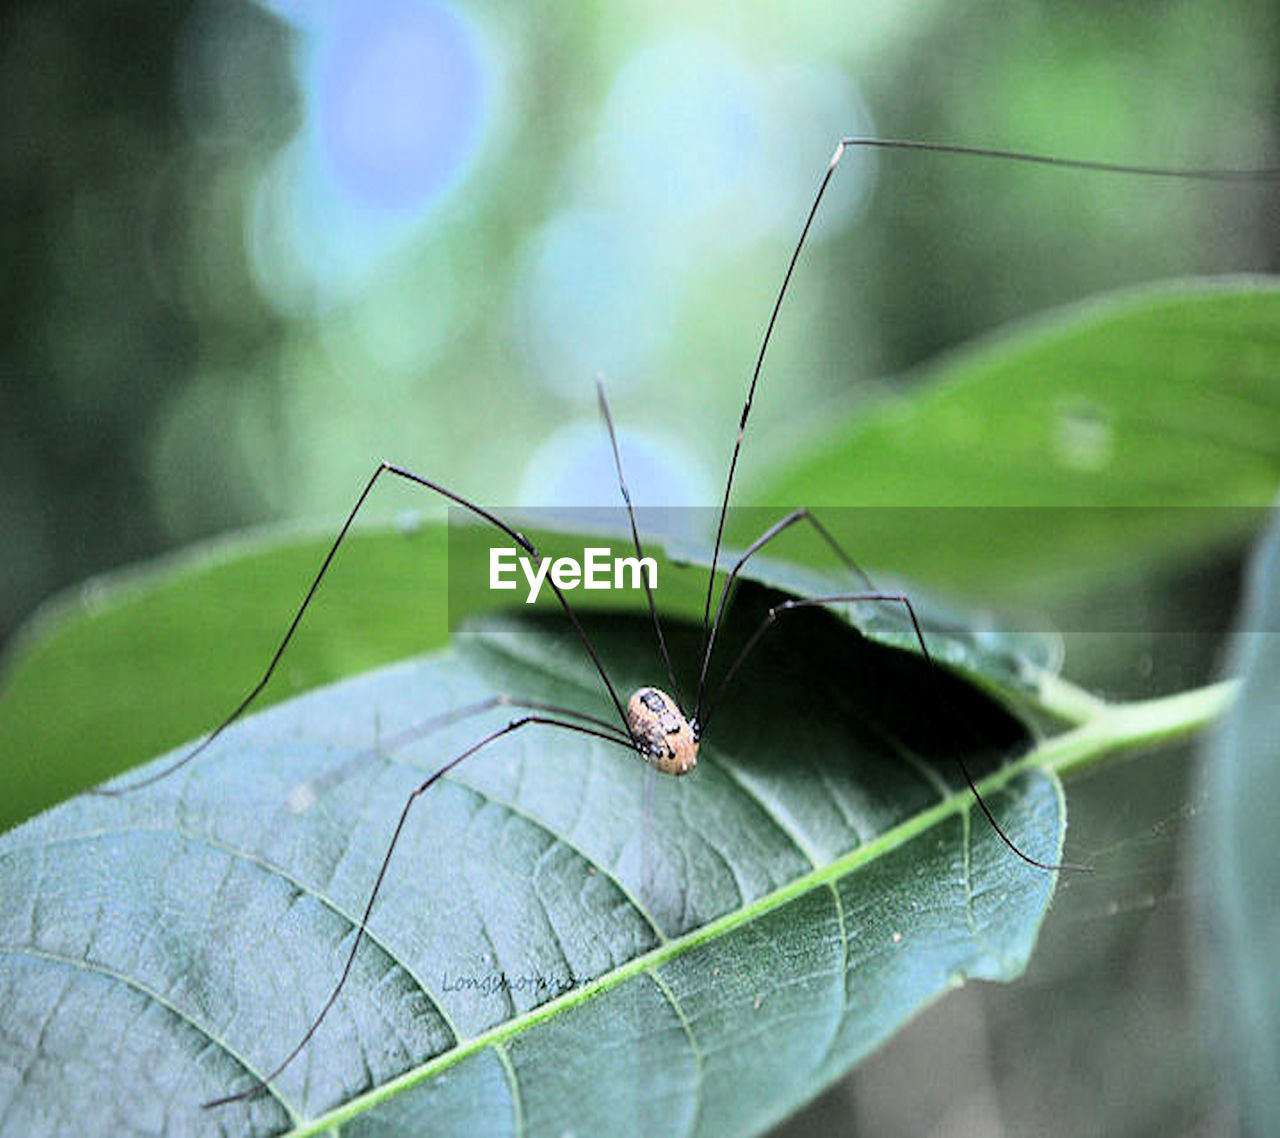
[694,507,872,723]
[702,589,1086,873]
[93,461,631,796]
[202,711,637,1110]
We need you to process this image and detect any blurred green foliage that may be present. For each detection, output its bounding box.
[1198,508,1280,1136]
[2,2,1279,1135]
[2,0,1277,657]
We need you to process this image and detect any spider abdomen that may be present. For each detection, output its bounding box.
[626,687,698,775]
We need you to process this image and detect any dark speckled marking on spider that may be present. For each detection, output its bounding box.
[626,687,698,775]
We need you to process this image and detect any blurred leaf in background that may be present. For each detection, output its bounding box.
[2,0,1278,653]
[1196,505,1280,1137]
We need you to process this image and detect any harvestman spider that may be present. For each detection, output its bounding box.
[88,137,1280,1109]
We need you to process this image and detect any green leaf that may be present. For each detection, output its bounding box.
[1196,505,1280,1134]
[0,519,1053,832]
[751,280,1280,598]
[0,525,451,831]
[0,520,685,828]
[0,593,1063,1137]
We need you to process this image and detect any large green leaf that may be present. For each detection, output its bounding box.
[1196,505,1280,1135]
[0,591,1063,1136]
[751,280,1280,598]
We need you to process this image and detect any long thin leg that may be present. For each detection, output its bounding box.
[693,507,873,724]
[596,377,683,706]
[835,136,1280,182]
[698,145,841,661]
[283,694,634,814]
[203,712,639,1111]
[594,378,673,917]
[702,590,1086,874]
[94,461,632,796]
[698,136,1280,690]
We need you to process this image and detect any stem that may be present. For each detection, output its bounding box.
[1029,678,1237,780]
[1033,671,1109,725]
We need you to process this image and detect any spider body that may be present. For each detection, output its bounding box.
[625,686,699,774]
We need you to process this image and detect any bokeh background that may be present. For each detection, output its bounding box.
[3,0,1279,654]
[3,2,1280,1135]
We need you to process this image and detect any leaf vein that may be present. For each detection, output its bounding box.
[646,967,703,1138]
[0,942,297,1122]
